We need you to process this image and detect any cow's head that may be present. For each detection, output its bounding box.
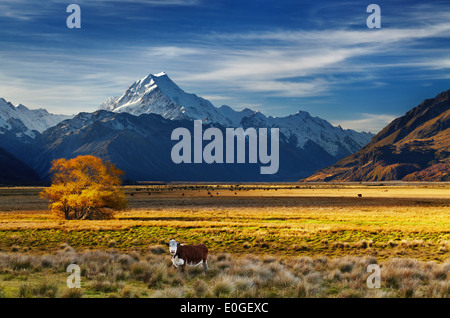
[166,239,180,256]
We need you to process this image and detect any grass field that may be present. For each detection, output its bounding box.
[0,183,449,298]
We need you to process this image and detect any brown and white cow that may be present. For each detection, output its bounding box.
[166,239,208,273]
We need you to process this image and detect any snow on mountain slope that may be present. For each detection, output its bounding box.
[100,72,374,156]
[218,105,257,126]
[0,98,72,137]
[268,111,373,156]
[100,72,233,126]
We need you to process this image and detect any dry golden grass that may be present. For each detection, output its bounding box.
[0,183,449,298]
[0,248,449,298]
[0,183,448,261]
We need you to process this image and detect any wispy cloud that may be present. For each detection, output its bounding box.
[186,21,450,93]
[331,113,397,133]
[0,0,202,20]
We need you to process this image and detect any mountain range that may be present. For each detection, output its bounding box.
[0,72,374,182]
[100,73,373,158]
[304,90,450,182]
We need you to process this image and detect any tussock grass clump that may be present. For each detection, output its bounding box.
[186,263,207,276]
[61,288,84,298]
[192,279,210,297]
[149,245,166,255]
[213,276,235,297]
[88,280,123,293]
[120,286,133,298]
[117,254,136,267]
[147,264,169,288]
[111,267,129,281]
[338,289,363,298]
[339,262,354,273]
[35,281,59,298]
[18,281,59,298]
[272,270,300,288]
[130,261,153,283]
[10,255,35,271]
[296,280,308,298]
[19,283,33,298]
[40,255,55,269]
[233,276,254,292]
[152,287,186,298]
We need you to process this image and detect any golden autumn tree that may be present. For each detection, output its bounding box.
[40,155,127,220]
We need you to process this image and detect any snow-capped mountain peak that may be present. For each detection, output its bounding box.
[100,72,232,125]
[0,98,72,138]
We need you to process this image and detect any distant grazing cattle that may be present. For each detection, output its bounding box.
[166,239,208,273]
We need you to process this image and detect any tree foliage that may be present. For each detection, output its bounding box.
[40,155,127,220]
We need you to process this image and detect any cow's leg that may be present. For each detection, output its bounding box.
[203,259,208,274]
[181,264,186,273]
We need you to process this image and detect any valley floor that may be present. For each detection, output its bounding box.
[0,183,448,298]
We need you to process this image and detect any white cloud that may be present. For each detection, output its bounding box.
[238,79,330,98]
[143,46,202,58]
[187,48,357,81]
[190,21,450,80]
[220,23,450,46]
[331,113,397,133]
[0,0,202,20]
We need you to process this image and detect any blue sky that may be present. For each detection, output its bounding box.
[1,0,450,132]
